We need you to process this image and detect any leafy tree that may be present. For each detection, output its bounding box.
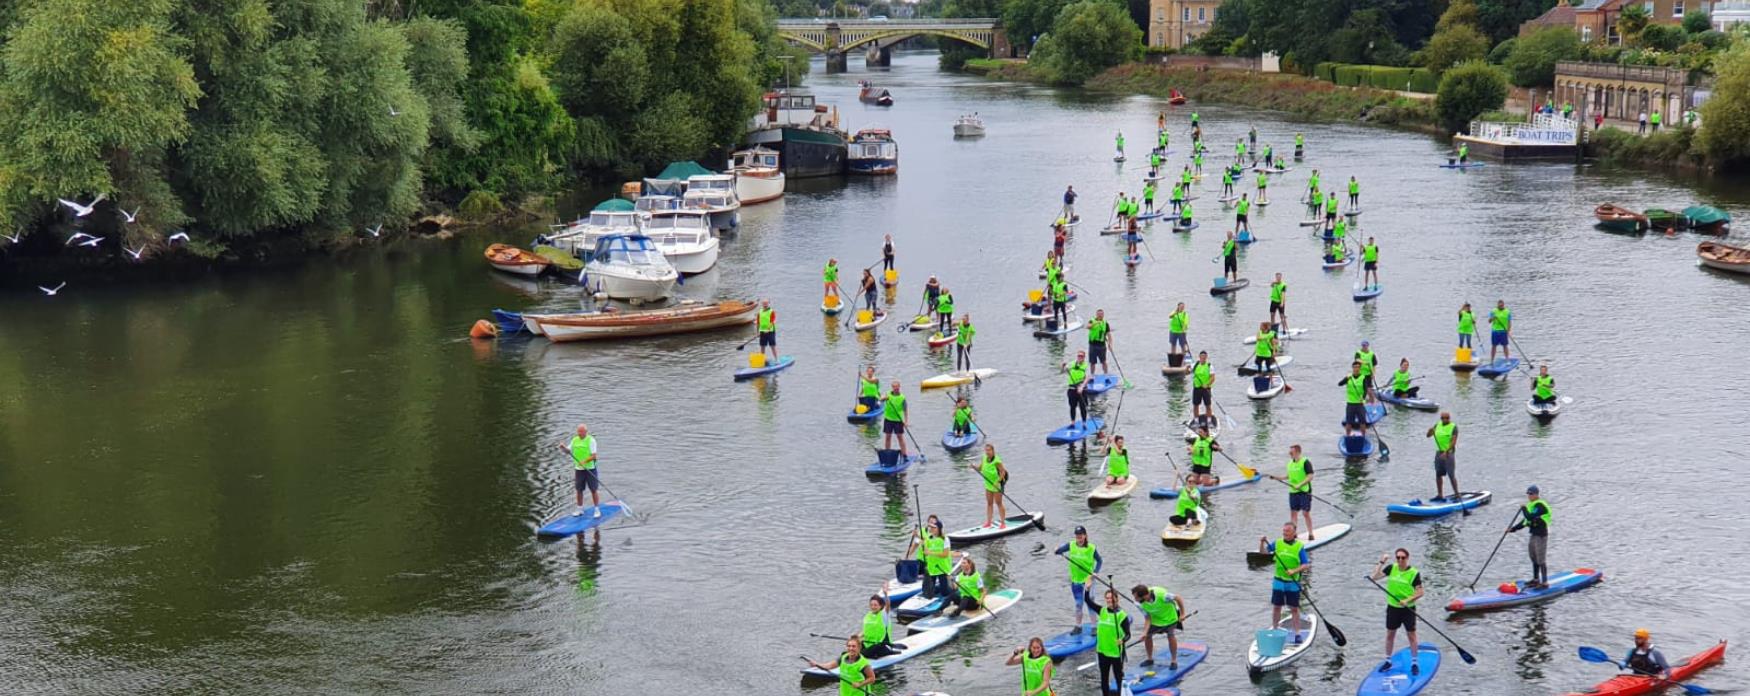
[1031,0,1142,85]
[1504,26,1580,86]
[1617,4,1649,45]
[1004,0,1072,50]
[1192,0,1252,56]
[1328,10,1410,66]
[1638,24,1683,51]
[1420,25,1490,74]
[1682,10,1711,35]
[1436,0,1480,32]
[1488,37,1517,64]
[1436,60,1508,131]
[1699,43,1750,165]
[940,0,999,66]
[1476,0,1557,44]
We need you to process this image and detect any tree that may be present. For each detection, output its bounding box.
[1638,24,1683,51]
[1191,0,1252,56]
[1436,60,1508,131]
[1031,0,1142,85]
[1476,0,1559,44]
[1699,43,1750,165]
[1419,25,1490,74]
[1004,0,1072,50]
[1682,10,1711,35]
[940,0,999,66]
[1488,37,1517,64]
[1617,4,1649,45]
[1328,9,1410,66]
[1436,0,1481,32]
[1504,26,1581,86]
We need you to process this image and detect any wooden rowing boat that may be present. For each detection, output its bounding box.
[1593,203,1647,232]
[1697,241,1750,275]
[485,243,550,276]
[533,300,758,342]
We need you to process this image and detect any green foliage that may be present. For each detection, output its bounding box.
[1004,0,1072,49]
[1419,24,1490,74]
[1699,43,1750,165]
[1476,0,1558,44]
[1683,10,1712,35]
[1638,24,1683,51]
[1590,125,1701,167]
[1192,0,1253,56]
[1246,0,1437,68]
[1488,37,1517,64]
[1316,62,1338,82]
[942,0,1001,64]
[1409,67,1439,92]
[1030,0,1142,85]
[1694,30,1731,51]
[1618,4,1649,44]
[1314,63,1438,93]
[1505,26,1581,87]
[1436,0,1480,33]
[456,189,505,221]
[1436,60,1508,132]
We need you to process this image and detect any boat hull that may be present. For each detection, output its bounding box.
[490,262,546,276]
[534,302,757,342]
[953,124,985,138]
[848,157,898,175]
[735,172,785,205]
[746,126,846,179]
[585,268,677,301]
[658,239,720,275]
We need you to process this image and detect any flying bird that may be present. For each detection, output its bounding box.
[77,236,106,248]
[65,232,96,245]
[125,245,145,259]
[365,224,383,238]
[57,193,106,217]
[120,207,140,224]
[167,231,190,243]
[38,282,66,296]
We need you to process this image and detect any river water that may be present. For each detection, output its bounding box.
[2,51,1747,695]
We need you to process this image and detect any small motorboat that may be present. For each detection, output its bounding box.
[953,113,985,138]
[485,243,550,276]
[1697,240,1750,274]
[1168,88,1187,106]
[545,199,640,260]
[1643,207,1684,231]
[582,234,678,301]
[857,81,894,107]
[1594,203,1647,232]
[848,128,899,175]
[679,173,741,232]
[730,147,785,205]
[641,209,720,275]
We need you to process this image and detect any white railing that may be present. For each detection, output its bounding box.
[1468,114,1577,145]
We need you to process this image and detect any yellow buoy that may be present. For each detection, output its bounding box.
[824,294,840,308]
[749,353,767,369]
[1027,289,1044,303]
[857,309,873,324]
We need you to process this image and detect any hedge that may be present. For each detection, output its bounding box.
[1315,62,1338,82]
[1409,68,1438,93]
[1313,62,1440,94]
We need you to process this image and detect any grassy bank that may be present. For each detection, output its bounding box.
[1587,126,1711,172]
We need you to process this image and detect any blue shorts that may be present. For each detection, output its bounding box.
[883,419,905,435]
[1491,329,1508,347]
[758,331,775,348]
[1289,492,1312,511]
[1089,342,1107,364]
[574,468,599,492]
[1071,581,1087,606]
[1170,332,1187,349]
[1271,579,1302,607]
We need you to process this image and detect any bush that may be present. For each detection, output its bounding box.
[1639,24,1684,51]
[1682,10,1711,34]
[1506,26,1583,87]
[1419,25,1490,75]
[1590,126,1700,166]
[1030,0,1143,86]
[1369,66,1413,90]
[457,190,505,221]
[1436,60,1508,132]
[1699,43,1750,166]
[1409,68,1439,93]
[1334,64,1365,86]
[1694,30,1731,50]
[1488,38,1516,65]
[1316,62,1338,82]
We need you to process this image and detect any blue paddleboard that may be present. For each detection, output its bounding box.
[1364,403,1386,425]
[942,425,982,452]
[847,398,886,424]
[1353,283,1384,301]
[536,502,627,538]
[1375,389,1438,411]
[1237,230,1257,244]
[1445,568,1602,613]
[866,450,924,477]
[1439,162,1485,169]
[1126,642,1209,692]
[1338,433,1375,458]
[1387,490,1491,518]
[1476,357,1521,379]
[733,355,794,380]
[1149,472,1261,498]
[1046,417,1105,445]
[1356,644,1441,695]
[895,593,948,618]
[1085,374,1121,396]
[1043,624,1096,659]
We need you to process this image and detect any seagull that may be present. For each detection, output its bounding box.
[1,230,19,244]
[365,224,382,237]
[125,245,145,259]
[120,207,140,224]
[66,232,96,245]
[77,235,106,248]
[167,231,190,243]
[57,193,106,217]
[388,107,401,117]
[38,282,65,296]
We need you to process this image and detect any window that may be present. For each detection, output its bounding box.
[1582,25,1592,42]
[1673,0,1684,17]
[1156,8,1164,21]
[1198,7,1205,21]
[1183,8,1189,20]
[1157,32,1165,46]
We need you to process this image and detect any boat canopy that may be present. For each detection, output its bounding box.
[592,198,635,212]
[592,234,667,266]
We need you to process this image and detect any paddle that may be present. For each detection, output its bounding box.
[898,287,928,334]
[1108,346,1134,390]
[1273,355,1296,395]
[1216,449,1257,480]
[1467,507,1526,590]
[809,633,852,641]
[1373,423,1391,462]
[1364,576,1477,664]
[1074,610,1202,671]
[1261,474,1354,516]
[1271,550,1347,647]
[1138,234,1157,261]
[904,427,925,460]
[1211,398,1240,430]
[972,463,1046,533]
[1576,647,1714,695]
[735,333,759,351]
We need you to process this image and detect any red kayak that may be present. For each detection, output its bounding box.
[1564,640,1726,696]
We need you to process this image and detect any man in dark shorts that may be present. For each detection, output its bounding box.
[881,234,895,272]
[1066,350,1091,427]
[756,299,777,361]
[1190,351,1214,426]
[1425,412,1459,500]
[1371,548,1425,675]
[1269,273,1288,331]
[1267,444,1316,536]
[881,380,910,456]
[1338,361,1369,437]
[563,423,600,516]
[1086,309,1111,374]
[1260,523,1310,643]
[1221,232,1239,282]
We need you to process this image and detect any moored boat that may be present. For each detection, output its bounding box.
[484,243,550,276]
[547,199,641,259]
[1684,205,1731,234]
[532,245,583,275]
[532,300,757,342]
[1643,207,1683,230]
[680,173,741,231]
[641,210,720,275]
[730,147,785,205]
[953,113,985,138]
[582,234,678,301]
[745,90,847,179]
[857,80,894,107]
[1594,203,1647,232]
[1697,240,1750,274]
[848,128,899,175]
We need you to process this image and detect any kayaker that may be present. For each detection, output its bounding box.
[1173,477,1204,525]
[1339,361,1369,437]
[858,269,878,312]
[563,423,601,516]
[1131,584,1187,670]
[1266,444,1315,538]
[1083,586,1132,696]
[1625,629,1671,680]
[1169,302,1190,357]
[823,258,841,301]
[805,636,876,696]
[882,234,895,273]
[1348,176,1360,209]
[916,515,953,599]
[1190,350,1213,424]
[1389,358,1421,398]
[1354,340,1379,403]
[975,444,1009,528]
[1054,525,1102,630]
[1508,485,1551,589]
[1104,435,1131,486]
[1361,237,1380,290]
[1066,350,1091,427]
[1255,170,1269,204]
[1424,412,1460,501]
[955,314,976,372]
[1489,300,1512,362]
[1187,425,1221,486]
[1050,275,1071,329]
[1269,273,1288,332]
[1531,365,1557,406]
[882,381,910,457]
[1062,185,1078,222]
[1253,321,1279,374]
[757,299,778,362]
[1370,548,1425,675]
[1006,637,1057,696]
[1087,310,1112,375]
[857,366,880,415]
[1457,303,1477,349]
[1260,522,1310,643]
[1221,231,1239,282]
[1234,193,1251,235]
[856,591,901,658]
[951,398,975,438]
[948,554,986,616]
[935,286,954,334]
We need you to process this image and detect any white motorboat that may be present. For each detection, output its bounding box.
[582,234,678,301]
[953,113,985,138]
[641,210,720,275]
[681,174,741,231]
[547,199,640,260]
[731,147,785,205]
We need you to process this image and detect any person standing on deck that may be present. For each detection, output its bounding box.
[1508,485,1551,588]
[1371,549,1426,675]
[1425,412,1460,500]
[1132,584,1187,670]
[1457,303,1477,350]
[1221,167,1235,198]
[1065,350,1091,427]
[1362,237,1381,290]
[1489,300,1513,362]
[563,423,601,516]
[1294,132,1305,158]
[1063,185,1078,222]
[756,299,779,362]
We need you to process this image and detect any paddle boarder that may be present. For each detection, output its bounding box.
[1221,232,1239,282]
[1255,170,1269,205]
[1354,340,1379,403]
[1050,275,1071,329]
[882,381,910,457]
[1457,303,1477,350]
[1148,151,1162,181]
[923,275,941,310]
[1187,425,1221,486]
[1489,300,1512,362]
[1221,168,1235,198]
[756,299,778,362]
[935,286,954,334]
[1131,584,1186,670]
[1457,143,1470,165]
[1063,185,1078,222]
[1006,637,1057,696]
[1306,170,1321,203]
[1361,237,1380,290]
[948,554,986,616]
[1371,548,1425,675]
[1084,587,1133,696]
[1052,228,1067,263]
[1324,191,1338,230]
[916,515,953,599]
[1178,201,1195,231]
[881,234,895,274]
[857,366,880,415]
[1269,273,1288,332]
[1624,629,1672,680]
[1115,130,1125,159]
[1142,182,1156,216]
[1169,181,1183,216]
[1193,149,1204,177]
[1324,239,1345,265]
[1266,444,1316,538]
[805,637,876,696]
[858,269,878,313]
[1262,143,1274,168]
[1294,133,1304,158]
[856,592,901,659]
[1389,358,1421,398]
[1260,522,1310,643]
[1234,193,1251,236]
[1055,526,1103,631]
[1348,176,1360,210]
[955,314,975,372]
[1066,350,1091,428]
[1508,485,1551,589]
[1425,412,1460,501]
[1087,310,1112,375]
[563,423,601,516]
[1531,365,1556,406]
[823,258,841,302]
[1252,321,1280,374]
[1190,351,1214,424]
[975,444,1009,528]
[951,398,975,439]
[1339,361,1369,437]
[1169,303,1190,357]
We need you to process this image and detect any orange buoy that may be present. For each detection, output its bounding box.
[469,319,499,339]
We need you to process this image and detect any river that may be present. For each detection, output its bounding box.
[2,50,1746,695]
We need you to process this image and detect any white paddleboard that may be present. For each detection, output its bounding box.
[853,311,890,331]
[1247,613,1319,676]
[1246,377,1285,400]
[921,368,999,389]
[1242,328,1308,344]
[907,588,1023,632]
[1087,475,1138,503]
[802,625,960,677]
[1160,510,1207,544]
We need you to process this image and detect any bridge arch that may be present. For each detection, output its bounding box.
[776,19,1006,72]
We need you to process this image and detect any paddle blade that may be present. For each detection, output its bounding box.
[1577,646,1617,664]
[1326,622,1348,647]
[1678,682,1712,695]
[1458,646,1478,664]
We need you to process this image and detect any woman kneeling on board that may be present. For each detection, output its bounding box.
[854,592,902,659]
[1007,637,1056,696]
[948,555,986,616]
[805,637,877,695]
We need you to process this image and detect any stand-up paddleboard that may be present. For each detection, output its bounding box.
[1243,328,1307,344]
[1236,355,1294,375]
[1160,510,1208,544]
[907,588,1023,632]
[1125,253,1144,267]
[1043,624,1096,659]
[1450,356,1480,372]
[942,426,982,452]
[853,310,890,332]
[1439,161,1485,169]
[1100,224,1133,236]
[847,398,886,424]
[733,355,795,380]
[1126,641,1209,691]
[1376,389,1438,411]
[1038,264,1070,279]
[1150,472,1260,499]
[1352,283,1384,301]
[1084,374,1121,396]
[536,502,628,538]
[906,314,935,332]
[921,368,998,389]
[946,513,1043,544]
[1022,303,1076,322]
[1476,357,1521,379]
[866,449,924,477]
[1047,417,1105,445]
[1526,397,1562,419]
[1173,221,1200,233]
[1248,614,1319,679]
[1087,475,1139,504]
[1299,218,1324,227]
[1218,194,1240,204]
[1322,257,1353,270]
[1337,433,1374,458]
[1387,490,1491,518]
[821,300,843,315]
[800,626,960,678]
[1364,403,1386,425]
[1181,417,1220,442]
[1033,320,1085,339]
[896,591,948,619]
[1115,155,1127,162]
[1138,210,1170,221]
[1210,277,1250,295]
[1246,374,1285,400]
[1236,230,1258,244]
[926,330,958,348]
[1246,523,1352,565]
[881,577,922,604]
[1446,568,1602,613]
[1345,207,1362,217]
[1160,358,1192,376]
[1255,198,1271,207]
[1356,644,1441,695]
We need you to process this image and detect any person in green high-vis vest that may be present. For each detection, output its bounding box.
[1054,525,1103,629]
[949,555,986,615]
[1065,350,1091,428]
[1489,299,1513,362]
[1339,361,1370,438]
[1006,637,1057,696]
[1235,193,1252,236]
[913,515,953,599]
[1531,364,1557,406]
[951,397,975,438]
[855,591,900,658]
[1087,309,1112,375]
[857,365,881,415]
[1131,583,1187,670]
[1260,522,1311,643]
[955,314,976,372]
[1267,444,1317,536]
[974,443,1010,528]
[881,381,910,457]
[805,636,876,696]
[756,299,779,362]
[935,286,954,334]
[1361,236,1381,290]
[1103,435,1131,486]
[562,423,601,516]
[1221,231,1239,281]
[1425,411,1460,500]
[1457,302,1477,349]
[1082,586,1132,696]
[1370,548,1426,675]
[822,258,841,302]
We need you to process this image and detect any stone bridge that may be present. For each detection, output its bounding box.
[776,18,1008,72]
